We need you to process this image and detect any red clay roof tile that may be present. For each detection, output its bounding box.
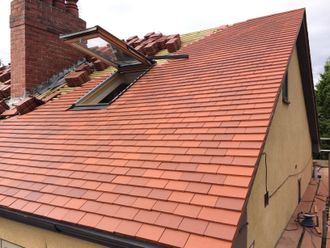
[78,213,102,227]
[191,194,218,207]
[10,199,28,210]
[204,222,237,241]
[215,197,245,211]
[132,197,156,210]
[184,234,231,248]
[155,212,183,229]
[179,218,209,235]
[152,200,178,213]
[47,207,69,220]
[169,191,194,203]
[159,229,189,247]
[96,216,121,232]
[21,202,41,213]
[62,209,86,224]
[199,207,241,226]
[65,198,87,209]
[0,8,306,248]
[134,209,160,224]
[115,220,142,237]
[136,224,165,241]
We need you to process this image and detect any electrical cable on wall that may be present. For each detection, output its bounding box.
[261,152,313,201]
[269,156,312,199]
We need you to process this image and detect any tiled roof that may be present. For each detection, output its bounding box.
[0,9,305,247]
[0,29,217,119]
[0,65,11,100]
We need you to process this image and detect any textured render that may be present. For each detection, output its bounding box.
[0,9,305,248]
[246,47,313,248]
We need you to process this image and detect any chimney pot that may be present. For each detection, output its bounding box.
[66,0,79,17]
[54,0,65,9]
[43,0,54,5]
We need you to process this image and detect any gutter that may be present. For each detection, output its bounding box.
[0,207,163,248]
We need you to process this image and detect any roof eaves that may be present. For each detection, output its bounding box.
[0,207,164,248]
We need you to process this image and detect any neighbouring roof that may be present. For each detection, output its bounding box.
[0,8,317,248]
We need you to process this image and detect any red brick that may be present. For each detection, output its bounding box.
[10,0,86,98]
[65,0,79,16]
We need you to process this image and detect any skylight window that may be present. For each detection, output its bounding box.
[71,70,147,110]
[61,26,153,70]
[78,37,141,67]
[60,26,154,109]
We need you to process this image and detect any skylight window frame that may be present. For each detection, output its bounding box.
[60,26,153,70]
[69,66,152,110]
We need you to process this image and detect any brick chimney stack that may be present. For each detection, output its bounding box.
[10,0,86,98]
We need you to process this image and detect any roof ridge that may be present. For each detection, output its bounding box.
[240,8,305,25]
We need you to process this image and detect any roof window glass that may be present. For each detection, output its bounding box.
[60,26,154,110]
[60,26,153,70]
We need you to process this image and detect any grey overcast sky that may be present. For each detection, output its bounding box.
[0,0,329,83]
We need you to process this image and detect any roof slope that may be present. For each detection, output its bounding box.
[0,9,305,248]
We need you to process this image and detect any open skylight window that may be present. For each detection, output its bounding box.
[60,26,153,70]
[60,26,154,109]
[71,70,148,110]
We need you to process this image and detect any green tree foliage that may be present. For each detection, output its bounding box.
[316,59,330,153]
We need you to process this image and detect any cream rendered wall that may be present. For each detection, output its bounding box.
[246,46,313,248]
[0,217,106,248]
